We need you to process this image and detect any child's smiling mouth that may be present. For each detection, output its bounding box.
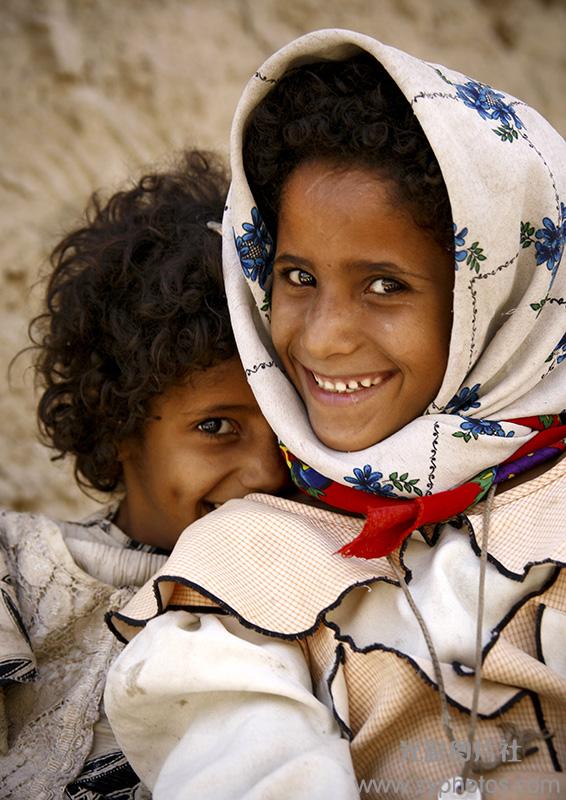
[301,366,396,405]
[311,370,389,394]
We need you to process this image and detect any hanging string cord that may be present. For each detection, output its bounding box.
[461,483,496,783]
[388,486,553,797]
[387,485,496,793]
[463,488,551,776]
[386,554,457,748]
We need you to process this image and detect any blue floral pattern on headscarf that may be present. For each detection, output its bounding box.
[434,68,524,142]
[545,332,566,367]
[234,207,274,289]
[344,466,423,496]
[446,384,482,413]
[344,466,395,496]
[455,80,523,130]
[520,203,566,285]
[453,418,515,443]
[534,203,566,279]
[453,225,486,272]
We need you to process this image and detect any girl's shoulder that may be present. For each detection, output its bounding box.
[467,455,566,576]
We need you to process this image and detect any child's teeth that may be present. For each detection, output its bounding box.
[313,372,384,394]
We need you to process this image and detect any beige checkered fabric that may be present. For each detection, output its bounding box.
[108,460,566,790]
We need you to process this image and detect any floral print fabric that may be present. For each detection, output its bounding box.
[222,29,566,511]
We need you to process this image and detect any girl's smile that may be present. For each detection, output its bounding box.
[303,366,396,406]
[271,161,455,452]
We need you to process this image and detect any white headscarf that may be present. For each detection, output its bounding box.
[223,29,566,502]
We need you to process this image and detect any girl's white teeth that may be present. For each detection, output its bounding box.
[313,372,383,393]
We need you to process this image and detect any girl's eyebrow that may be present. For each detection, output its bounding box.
[181,403,252,416]
[349,260,433,281]
[275,252,433,281]
[273,253,312,268]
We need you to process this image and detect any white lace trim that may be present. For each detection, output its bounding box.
[0,509,167,798]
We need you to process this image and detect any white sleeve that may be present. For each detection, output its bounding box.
[104,610,359,800]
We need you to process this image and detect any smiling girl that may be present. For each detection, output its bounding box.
[270,162,454,452]
[105,32,566,800]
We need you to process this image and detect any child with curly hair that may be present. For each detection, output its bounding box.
[0,149,287,799]
[105,33,566,800]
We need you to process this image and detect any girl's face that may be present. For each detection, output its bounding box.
[271,161,454,452]
[117,356,289,549]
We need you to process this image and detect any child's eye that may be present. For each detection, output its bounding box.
[197,418,237,436]
[286,268,316,287]
[367,277,404,295]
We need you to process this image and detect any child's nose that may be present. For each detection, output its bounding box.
[240,428,289,495]
[301,289,358,360]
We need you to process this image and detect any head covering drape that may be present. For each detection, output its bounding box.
[223,29,566,540]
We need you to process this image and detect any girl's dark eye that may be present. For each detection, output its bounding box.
[287,268,316,286]
[367,277,404,295]
[197,418,236,436]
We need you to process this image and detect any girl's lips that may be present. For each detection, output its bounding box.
[300,364,396,406]
[311,370,387,392]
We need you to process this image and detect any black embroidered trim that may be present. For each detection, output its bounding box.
[0,658,37,684]
[412,91,459,104]
[107,572,398,643]
[534,602,546,665]
[466,253,518,371]
[325,643,353,740]
[452,661,475,677]
[324,611,530,720]
[461,514,566,581]
[425,421,440,494]
[1,585,32,647]
[245,360,276,376]
[105,611,146,645]
[254,71,277,84]
[530,692,562,772]
[64,749,143,799]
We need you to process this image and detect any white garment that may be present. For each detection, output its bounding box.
[104,462,566,798]
[0,507,166,799]
[105,611,359,800]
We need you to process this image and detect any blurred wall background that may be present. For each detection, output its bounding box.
[1,0,565,520]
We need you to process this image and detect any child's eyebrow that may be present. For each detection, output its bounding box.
[181,403,253,416]
[349,260,435,281]
[275,252,436,282]
[273,253,312,268]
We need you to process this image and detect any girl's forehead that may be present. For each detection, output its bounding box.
[282,159,398,196]
[277,160,453,273]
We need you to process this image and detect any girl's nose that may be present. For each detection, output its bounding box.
[240,427,289,495]
[300,289,359,361]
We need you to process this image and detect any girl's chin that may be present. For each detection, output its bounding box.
[310,418,388,452]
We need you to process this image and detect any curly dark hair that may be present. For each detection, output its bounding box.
[243,53,453,251]
[30,149,233,493]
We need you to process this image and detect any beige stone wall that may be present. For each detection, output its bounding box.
[1,0,564,519]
